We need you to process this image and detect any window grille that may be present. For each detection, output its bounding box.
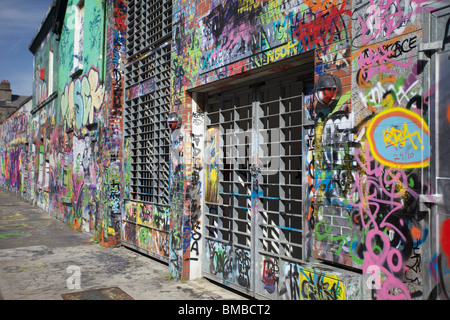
[124,0,172,206]
[203,71,314,298]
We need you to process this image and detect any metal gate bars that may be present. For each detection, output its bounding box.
[202,73,313,299]
[122,0,172,261]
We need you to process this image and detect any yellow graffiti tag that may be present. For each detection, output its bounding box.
[299,268,347,300]
[383,122,423,150]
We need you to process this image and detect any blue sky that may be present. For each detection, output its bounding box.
[0,0,54,96]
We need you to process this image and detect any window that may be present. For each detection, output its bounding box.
[48,50,53,94]
[73,0,84,74]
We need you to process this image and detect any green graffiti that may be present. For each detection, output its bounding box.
[0,233,21,239]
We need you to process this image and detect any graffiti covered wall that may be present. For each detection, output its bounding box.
[170,0,447,299]
[1,0,447,300]
[170,0,354,289]
[0,100,32,197]
[0,0,114,243]
[321,0,432,300]
[101,0,127,246]
[49,0,108,236]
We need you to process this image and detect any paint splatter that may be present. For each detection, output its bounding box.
[411,226,422,240]
[441,219,450,267]
[447,103,450,125]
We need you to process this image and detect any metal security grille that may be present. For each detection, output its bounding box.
[202,68,313,299]
[122,0,172,260]
[203,86,254,292]
[126,0,172,58]
[205,86,253,244]
[255,79,305,299]
[124,0,172,204]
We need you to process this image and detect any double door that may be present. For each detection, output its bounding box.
[202,72,313,299]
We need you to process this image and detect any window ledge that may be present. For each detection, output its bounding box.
[69,64,84,78]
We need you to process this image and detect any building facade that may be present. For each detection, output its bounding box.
[0,97,32,196]
[0,80,31,124]
[0,79,32,195]
[28,0,63,211]
[166,0,450,300]
[1,0,449,300]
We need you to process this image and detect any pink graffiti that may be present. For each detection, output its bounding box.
[350,147,413,233]
[363,229,411,300]
[357,45,413,81]
[358,0,428,44]
[351,146,418,300]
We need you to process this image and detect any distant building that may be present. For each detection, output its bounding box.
[28,0,65,211]
[0,80,31,124]
[0,96,32,194]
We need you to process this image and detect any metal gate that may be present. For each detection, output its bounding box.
[202,68,314,299]
[420,2,450,299]
[434,39,450,300]
[122,0,172,262]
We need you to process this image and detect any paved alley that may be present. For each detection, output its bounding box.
[0,188,248,300]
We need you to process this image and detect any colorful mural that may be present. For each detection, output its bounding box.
[0,0,116,245]
[170,0,448,299]
[0,102,31,195]
[0,0,448,301]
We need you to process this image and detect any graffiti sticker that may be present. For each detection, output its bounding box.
[367,107,430,168]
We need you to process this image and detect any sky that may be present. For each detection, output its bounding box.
[0,0,55,96]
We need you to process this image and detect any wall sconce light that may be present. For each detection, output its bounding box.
[314,74,342,106]
[167,112,181,131]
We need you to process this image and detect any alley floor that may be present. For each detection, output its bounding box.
[0,188,248,301]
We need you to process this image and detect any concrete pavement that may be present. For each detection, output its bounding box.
[0,188,248,300]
